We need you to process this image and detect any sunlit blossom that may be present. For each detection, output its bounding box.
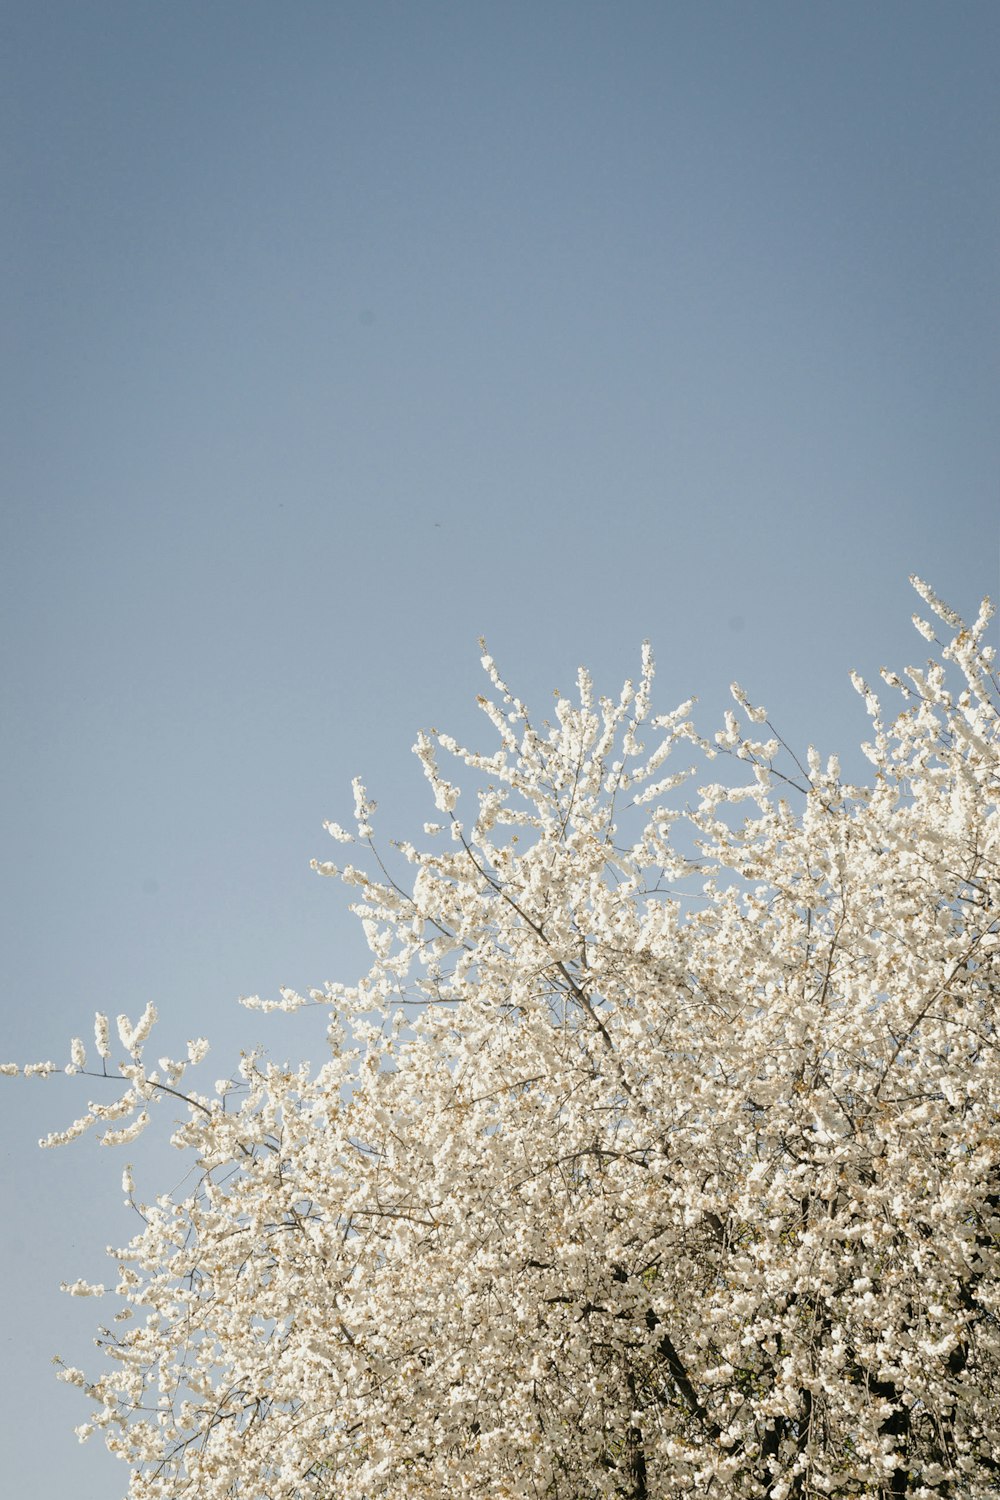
[6,580,1000,1498]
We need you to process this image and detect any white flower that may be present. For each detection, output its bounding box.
[131,1002,157,1048]
[101,1110,149,1147]
[93,1012,111,1059]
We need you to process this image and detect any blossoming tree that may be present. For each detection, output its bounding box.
[8,578,1000,1499]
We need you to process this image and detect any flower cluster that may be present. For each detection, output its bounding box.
[8,578,1000,1498]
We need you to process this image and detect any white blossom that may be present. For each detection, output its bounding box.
[131,1003,157,1048]
[100,1110,149,1147]
[93,1012,111,1059]
[7,580,1000,1499]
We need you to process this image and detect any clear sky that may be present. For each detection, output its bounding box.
[1,3,997,1494]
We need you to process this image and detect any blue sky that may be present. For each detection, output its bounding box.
[1,3,998,1493]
